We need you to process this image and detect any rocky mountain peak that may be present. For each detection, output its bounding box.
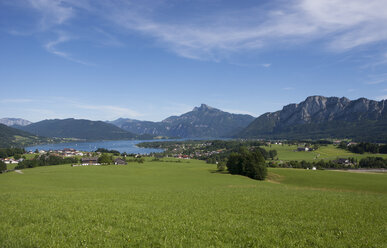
[193,104,215,112]
[0,118,32,126]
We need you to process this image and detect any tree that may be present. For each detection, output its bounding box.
[98,154,113,165]
[268,150,277,160]
[0,161,6,173]
[217,160,227,171]
[226,147,267,180]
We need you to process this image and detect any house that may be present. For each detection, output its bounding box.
[347,142,358,147]
[334,158,353,166]
[297,147,309,152]
[114,158,127,165]
[81,157,99,165]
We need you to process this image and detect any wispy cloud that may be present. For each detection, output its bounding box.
[75,104,142,118]
[26,0,74,30]
[366,79,387,85]
[261,63,271,68]
[104,0,387,60]
[93,27,124,47]
[1,98,34,103]
[376,95,387,100]
[223,109,256,117]
[13,0,387,62]
[44,32,93,65]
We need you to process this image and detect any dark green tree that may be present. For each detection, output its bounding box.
[98,154,113,165]
[226,147,267,180]
[0,161,7,173]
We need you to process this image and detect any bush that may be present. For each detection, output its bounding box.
[217,161,227,171]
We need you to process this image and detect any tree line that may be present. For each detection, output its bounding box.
[270,157,387,169]
[339,142,387,154]
[15,154,78,169]
[0,148,25,159]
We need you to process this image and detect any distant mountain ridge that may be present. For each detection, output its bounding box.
[16,118,148,140]
[238,96,387,142]
[110,104,255,138]
[0,118,32,126]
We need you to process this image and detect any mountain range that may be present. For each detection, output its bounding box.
[238,96,387,142]
[15,118,150,141]
[109,104,256,138]
[1,97,387,147]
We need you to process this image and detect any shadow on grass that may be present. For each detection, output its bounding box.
[209,169,229,174]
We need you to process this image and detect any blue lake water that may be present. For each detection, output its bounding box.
[26,139,169,154]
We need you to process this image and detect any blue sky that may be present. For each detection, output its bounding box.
[1,0,387,122]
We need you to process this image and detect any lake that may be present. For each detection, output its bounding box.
[26,139,168,154]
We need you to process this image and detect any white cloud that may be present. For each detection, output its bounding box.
[376,95,387,100]
[75,104,142,119]
[366,79,387,85]
[261,63,271,68]
[27,0,74,30]
[0,98,34,103]
[44,32,93,65]
[223,109,256,117]
[15,0,387,61]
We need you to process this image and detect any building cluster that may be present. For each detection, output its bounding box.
[0,158,24,164]
[167,143,223,159]
[72,157,128,166]
[44,148,85,157]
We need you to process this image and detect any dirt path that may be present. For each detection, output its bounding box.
[14,170,23,174]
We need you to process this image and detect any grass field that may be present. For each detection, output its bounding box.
[265,144,387,161]
[0,160,386,247]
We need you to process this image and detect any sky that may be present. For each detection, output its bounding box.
[1,0,387,122]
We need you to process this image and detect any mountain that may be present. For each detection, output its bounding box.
[111,104,255,138]
[238,96,387,142]
[16,118,145,140]
[0,118,32,126]
[0,123,48,147]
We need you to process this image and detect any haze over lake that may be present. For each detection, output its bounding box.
[26,140,166,154]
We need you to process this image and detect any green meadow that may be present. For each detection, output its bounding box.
[265,144,387,161]
[0,160,386,247]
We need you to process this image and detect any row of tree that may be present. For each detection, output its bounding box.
[15,155,78,169]
[271,157,387,169]
[339,142,387,154]
[0,160,6,173]
[0,148,25,159]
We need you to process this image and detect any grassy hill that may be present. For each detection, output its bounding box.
[0,160,385,247]
[0,123,49,147]
[264,144,387,161]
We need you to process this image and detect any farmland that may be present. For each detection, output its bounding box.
[264,144,387,161]
[0,159,386,247]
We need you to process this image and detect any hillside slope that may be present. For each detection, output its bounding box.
[0,123,47,147]
[17,118,142,140]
